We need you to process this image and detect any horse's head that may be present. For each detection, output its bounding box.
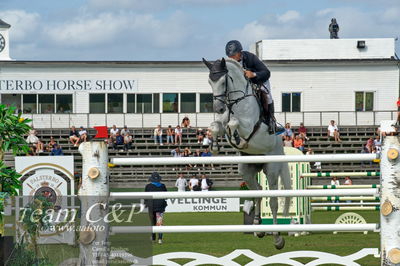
[202,58,229,114]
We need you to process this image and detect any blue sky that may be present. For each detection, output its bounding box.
[0,0,399,60]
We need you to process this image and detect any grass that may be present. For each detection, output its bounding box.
[6,210,380,265]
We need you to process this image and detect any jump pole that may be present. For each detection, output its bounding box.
[110,153,378,166]
[301,172,380,178]
[110,188,377,199]
[111,224,379,234]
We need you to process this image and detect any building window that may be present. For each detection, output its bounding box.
[355,92,374,111]
[108,93,123,113]
[181,93,196,113]
[200,93,213,113]
[90,94,105,113]
[163,93,178,113]
[153,93,160,113]
[38,94,54,114]
[1,94,21,112]
[23,94,37,114]
[127,94,135,113]
[137,94,152,113]
[282,92,301,112]
[56,94,72,113]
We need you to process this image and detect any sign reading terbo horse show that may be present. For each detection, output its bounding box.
[0,79,137,91]
[165,197,240,212]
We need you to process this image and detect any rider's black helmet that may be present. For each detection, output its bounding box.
[225,40,243,57]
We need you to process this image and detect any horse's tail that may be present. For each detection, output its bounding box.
[280,162,291,217]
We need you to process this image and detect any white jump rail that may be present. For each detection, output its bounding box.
[301,171,380,178]
[110,188,378,199]
[110,153,379,166]
[111,224,379,234]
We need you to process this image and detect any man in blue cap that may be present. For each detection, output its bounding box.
[225,40,283,134]
[145,172,167,244]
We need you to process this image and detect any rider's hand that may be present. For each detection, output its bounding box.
[244,70,256,78]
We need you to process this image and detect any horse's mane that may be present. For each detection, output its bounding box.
[224,57,243,70]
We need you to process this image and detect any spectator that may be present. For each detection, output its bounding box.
[154,125,163,145]
[109,125,119,143]
[50,144,63,156]
[283,123,294,140]
[144,172,167,244]
[344,176,353,185]
[124,132,133,151]
[26,129,44,153]
[174,125,182,145]
[181,116,191,128]
[175,173,187,192]
[397,97,400,125]
[193,149,202,157]
[171,147,181,157]
[69,126,80,147]
[196,128,205,144]
[293,134,304,152]
[189,174,200,191]
[201,148,212,157]
[166,125,174,144]
[283,136,293,147]
[331,176,340,186]
[46,136,57,152]
[113,132,124,151]
[297,122,309,141]
[200,174,213,191]
[306,148,321,170]
[374,135,382,152]
[365,138,374,153]
[327,120,341,142]
[120,125,130,136]
[183,147,192,156]
[79,126,88,142]
[203,130,213,147]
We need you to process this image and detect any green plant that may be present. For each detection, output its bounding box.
[20,196,54,257]
[0,104,32,161]
[7,237,53,266]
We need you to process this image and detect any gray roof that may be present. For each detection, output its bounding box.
[0,19,11,29]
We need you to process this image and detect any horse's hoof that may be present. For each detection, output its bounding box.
[274,236,285,250]
[254,231,265,238]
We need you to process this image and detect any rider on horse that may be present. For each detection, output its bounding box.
[225,40,283,134]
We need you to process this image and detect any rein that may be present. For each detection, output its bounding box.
[214,71,264,149]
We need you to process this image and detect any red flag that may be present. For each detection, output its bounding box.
[94,126,108,139]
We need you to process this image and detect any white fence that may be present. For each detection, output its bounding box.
[21,110,397,128]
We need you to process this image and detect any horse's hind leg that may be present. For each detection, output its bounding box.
[238,163,264,238]
[264,164,285,250]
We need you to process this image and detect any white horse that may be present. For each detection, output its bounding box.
[203,57,291,249]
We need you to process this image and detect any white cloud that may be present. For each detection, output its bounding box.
[230,7,400,51]
[43,11,191,49]
[0,10,40,41]
[277,10,300,23]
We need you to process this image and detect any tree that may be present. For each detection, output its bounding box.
[0,104,31,235]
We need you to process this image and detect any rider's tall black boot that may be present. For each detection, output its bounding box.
[268,102,285,134]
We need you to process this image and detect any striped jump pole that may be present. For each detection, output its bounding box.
[307,184,380,189]
[312,206,380,211]
[312,196,380,202]
[301,172,380,178]
[311,202,380,207]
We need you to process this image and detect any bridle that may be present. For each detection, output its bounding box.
[213,72,254,115]
[212,69,264,150]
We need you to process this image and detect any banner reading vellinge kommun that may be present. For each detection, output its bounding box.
[165,197,240,213]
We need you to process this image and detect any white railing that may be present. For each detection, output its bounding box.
[21,110,397,129]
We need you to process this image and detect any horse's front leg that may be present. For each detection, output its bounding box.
[264,164,286,250]
[238,163,264,238]
[209,121,224,154]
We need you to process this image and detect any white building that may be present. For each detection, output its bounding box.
[0,20,398,128]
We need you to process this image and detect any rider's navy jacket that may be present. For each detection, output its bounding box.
[241,51,270,85]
